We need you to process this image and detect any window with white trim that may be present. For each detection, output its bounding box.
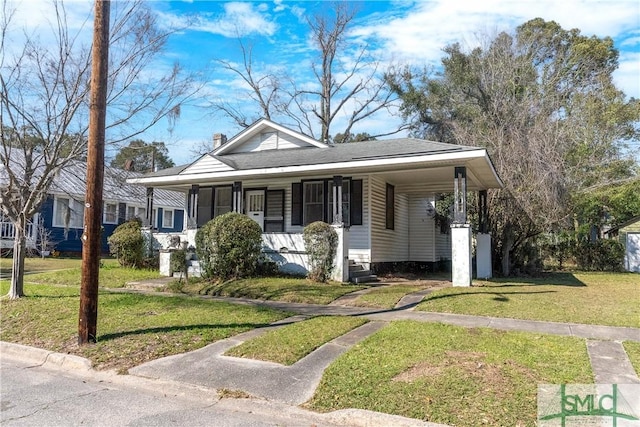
[162,209,174,228]
[104,203,117,224]
[53,197,84,228]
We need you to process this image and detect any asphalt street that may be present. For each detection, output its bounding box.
[0,354,346,427]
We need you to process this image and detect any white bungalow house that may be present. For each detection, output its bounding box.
[128,119,503,285]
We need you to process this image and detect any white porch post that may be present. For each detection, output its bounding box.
[476,233,492,279]
[451,166,472,286]
[332,224,349,282]
[476,190,492,279]
[451,224,472,286]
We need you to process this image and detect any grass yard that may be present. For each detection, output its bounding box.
[169,276,366,305]
[225,316,367,365]
[0,257,162,288]
[0,256,83,274]
[344,284,427,309]
[624,341,640,377]
[307,321,592,427]
[417,272,640,327]
[0,282,289,372]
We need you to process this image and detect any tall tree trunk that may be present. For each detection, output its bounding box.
[9,216,27,299]
[501,225,514,277]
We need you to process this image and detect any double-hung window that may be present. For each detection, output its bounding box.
[303,181,324,224]
[292,178,362,227]
[54,197,84,228]
[104,202,117,224]
[162,209,174,228]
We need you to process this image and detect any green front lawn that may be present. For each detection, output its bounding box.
[225,316,367,365]
[172,276,366,305]
[624,341,640,377]
[308,321,592,427]
[417,272,640,327]
[345,284,426,309]
[0,282,289,372]
[0,256,83,274]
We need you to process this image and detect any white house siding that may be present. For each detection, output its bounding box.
[234,131,310,153]
[436,230,452,261]
[182,155,233,174]
[408,194,437,262]
[370,176,409,263]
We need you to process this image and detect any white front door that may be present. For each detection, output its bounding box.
[246,190,265,231]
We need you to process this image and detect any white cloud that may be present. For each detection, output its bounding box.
[614,51,640,99]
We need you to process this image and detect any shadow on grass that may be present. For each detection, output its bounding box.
[478,272,586,287]
[416,290,557,305]
[98,322,275,341]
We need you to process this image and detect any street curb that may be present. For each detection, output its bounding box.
[0,341,92,371]
[325,408,449,426]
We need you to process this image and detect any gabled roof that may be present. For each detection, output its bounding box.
[129,120,503,191]
[1,151,184,208]
[213,118,328,155]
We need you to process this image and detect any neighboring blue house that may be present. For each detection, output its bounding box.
[1,155,185,254]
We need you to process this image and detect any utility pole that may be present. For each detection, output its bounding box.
[79,0,110,345]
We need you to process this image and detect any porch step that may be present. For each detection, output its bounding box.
[348,261,378,284]
[353,274,378,284]
[186,260,201,277]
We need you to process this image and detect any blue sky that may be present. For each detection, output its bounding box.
[7,0,640,165]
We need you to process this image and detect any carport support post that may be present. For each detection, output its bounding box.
[451,167,472,286]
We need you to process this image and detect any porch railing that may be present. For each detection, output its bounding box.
[0,217,37,248]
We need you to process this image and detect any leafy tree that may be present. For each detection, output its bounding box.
[110,140,175,172]
[0,0,197,299]
[387,18,639,275]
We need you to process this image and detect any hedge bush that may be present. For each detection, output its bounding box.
[195,212,263,280]
[107,218,144,267]
[573,239,625,271]
[303,221,338,282]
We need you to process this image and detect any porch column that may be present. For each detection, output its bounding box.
[332,176,343,224]
[187,185,198,229]
[145,187,154,228]
[476,190,492,279]
[232,181,243,213]
[451,167,472,287]
[332,224,350,282]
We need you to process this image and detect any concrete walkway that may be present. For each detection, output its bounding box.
[128,285,640,410]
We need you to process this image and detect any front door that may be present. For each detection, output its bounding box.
[246,190,265,231]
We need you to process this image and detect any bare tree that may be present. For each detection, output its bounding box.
[0,0,198,298]
[213,38,283,128]
[211,3,403,141]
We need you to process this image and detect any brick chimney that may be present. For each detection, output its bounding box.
[213,133,227,149]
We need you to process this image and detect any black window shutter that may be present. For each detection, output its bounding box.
[351,179,363,225]
[291,183,302,225]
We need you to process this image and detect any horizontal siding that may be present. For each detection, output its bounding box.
[182,155,233,174]
[370,176,409,263]
[435,230,451,260]
[409,195,436,262]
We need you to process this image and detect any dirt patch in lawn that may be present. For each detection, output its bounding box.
[392,350,538,398]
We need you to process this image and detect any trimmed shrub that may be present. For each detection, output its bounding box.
[573,239,625,271]
[303,221,338,282]
[107,218,144,267]
[195,212,263,280]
